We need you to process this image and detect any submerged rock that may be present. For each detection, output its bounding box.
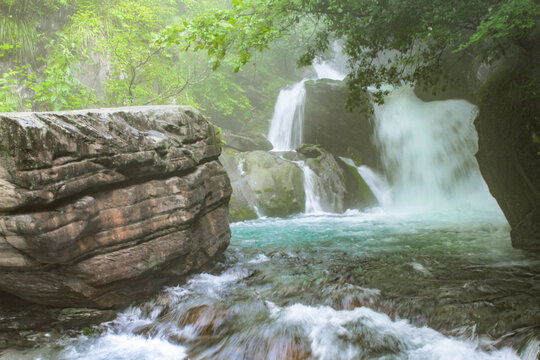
[0,106,232,308]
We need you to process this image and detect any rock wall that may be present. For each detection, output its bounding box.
[474,52,540,250]
[0,106,232,308]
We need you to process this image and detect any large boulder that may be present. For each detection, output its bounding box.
[219,149,258,222]
[221,150,305,219]
[302,79,379,169]
[243,151,305,217]
[0,106,232,308]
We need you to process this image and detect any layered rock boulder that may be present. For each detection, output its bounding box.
[221,129,273,152]
[0,106,232,308]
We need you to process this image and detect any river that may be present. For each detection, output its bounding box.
[2,207,539,359]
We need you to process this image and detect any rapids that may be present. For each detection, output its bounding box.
[3,210,539,359]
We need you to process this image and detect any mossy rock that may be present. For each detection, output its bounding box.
[244,151,305,217]
[338,159,377,209]
[229,206,258,222]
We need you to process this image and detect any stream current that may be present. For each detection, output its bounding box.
[3,208,539,359]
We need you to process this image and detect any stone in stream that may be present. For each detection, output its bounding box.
[220,149,305,219]
[243,151,305,217]
[0,106,232,309]
[297,143,377,212]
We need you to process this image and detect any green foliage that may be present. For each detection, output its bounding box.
[173,0,540,107]
[27,37,97,111]
[0,68,24,112]
[160,0,298,72]
[0,0,306,134]
[189,69,252,129]
[459,0,540,57]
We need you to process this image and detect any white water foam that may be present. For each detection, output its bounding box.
[369,87,502,215]
[340,157,392,208]
[275,304,521,360]
[60,334,188,360]
[300,162,325,214]
[248,254,270,264]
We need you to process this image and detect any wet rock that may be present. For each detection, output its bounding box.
[221,150,305,219]
[222,130,273,152]
[179,304,231,335]
[0,106,232,308]
[244,151,305,217]
[296,144,323,158]
[474,52,540,250]
[297,144,376,212]
[303,79,379,170]
[219,149,259,222]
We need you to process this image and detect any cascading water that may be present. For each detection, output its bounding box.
[368,86,501,213]
[299,162,325,213]
[267,80,307,151]
[268,48,348,213]
[268,49,347,151]
[5,66,538,360]
[340,157,392,207]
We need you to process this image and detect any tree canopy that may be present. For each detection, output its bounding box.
[0,0,304,132]
[1,0,538,117]
[163,0,540,105]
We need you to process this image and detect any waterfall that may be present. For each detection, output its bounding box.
[268,45,347,151]
[313,60,346,81]
[300,163,325,214]
[267,81,307,151]
[370,86,500,213]
[268,47,348,213]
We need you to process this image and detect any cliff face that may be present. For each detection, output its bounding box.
[0,106,232,308]
[474,52,540,250]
